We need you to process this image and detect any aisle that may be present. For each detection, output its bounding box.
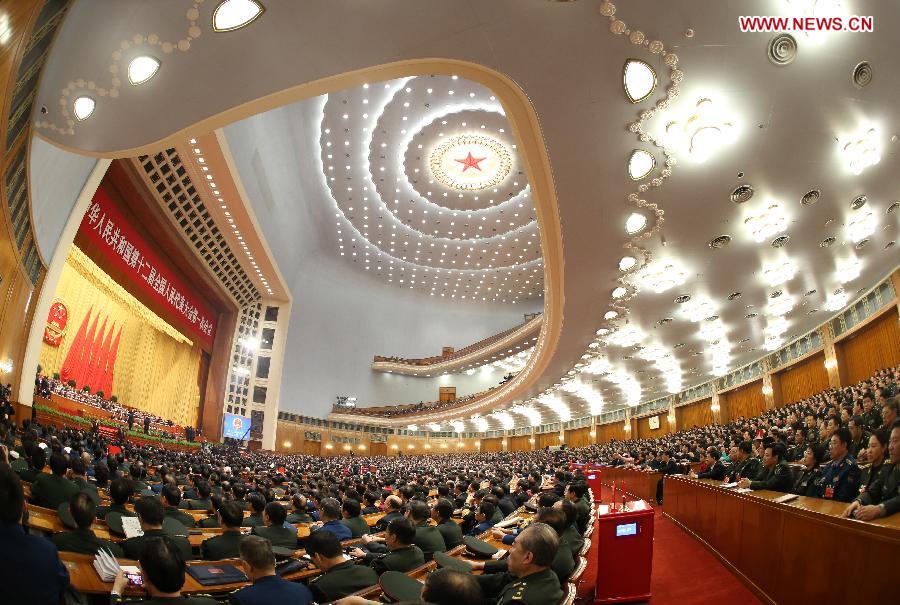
[594,486,762,605]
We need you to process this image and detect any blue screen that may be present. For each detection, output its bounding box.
[616,522,638,537]
[223,414,252,439]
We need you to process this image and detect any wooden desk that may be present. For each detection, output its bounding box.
[664,475,898,605]
[27,504,119,542]
[595,466,662,504]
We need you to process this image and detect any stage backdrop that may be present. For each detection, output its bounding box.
[39,246,201,427]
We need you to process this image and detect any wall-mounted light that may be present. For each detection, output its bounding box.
[282,441,291,448]
[824,359,838,370]
[762,385,774,396]
[324,443,334,449]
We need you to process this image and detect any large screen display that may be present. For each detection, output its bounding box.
[223,413,252,440]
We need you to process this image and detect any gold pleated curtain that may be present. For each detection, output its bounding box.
[39,247,200,427]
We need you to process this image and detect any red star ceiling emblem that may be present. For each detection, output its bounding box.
[454,151,486,172]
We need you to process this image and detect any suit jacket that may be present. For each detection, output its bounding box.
[366,544,425,575]
[51,528,123,556]
[315,519,352,541]
[373,510,403,532]
[123,528,193,561]
[341,515,370,538]
[574,497,591,535]
[285,510,313,524]
[307,560,378,602]
[241,512,265,528]
[251,524,298,550]
[164,505,197,527]
[187,497,213,511]
[0,522,70,605]
[858,463,900,516]
[413,522,446,561]
[229,574,312,605]
[698,461,727,481]
[201,530,246,560]
[436,518,464,549]
[31,473,79,509]
[197,515,220,528]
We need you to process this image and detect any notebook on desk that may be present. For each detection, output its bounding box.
[186,564,248,586]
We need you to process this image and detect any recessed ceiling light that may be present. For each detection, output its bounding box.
[674,294,691,304]
[820,236,836,248]
[127,56,161,85]
[625,212,647,234]
[731,184,754,204]
[612,287,627,299]
[619,256,637,271]
[628,149,655,180]
[800,189,821,206]
[728,292,742,300]
[72,96,95,121]
[850,194,867,210]
[623,59,657,103]
[708,235,732,249]
[213,0,265,32]
[603,311,618,320]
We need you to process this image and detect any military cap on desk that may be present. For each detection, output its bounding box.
[463,536,498,559]
[139,489,156,498]
[434,551,473,572]
[58,502,77,529]
[379,570,424,603]
[271,545,297,559]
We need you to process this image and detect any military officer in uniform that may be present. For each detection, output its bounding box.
[286,494,313,524]
[30,452,78,509]
[432,498,464,549]
[350,517,425,575]
[405,499,446,561]
[862,393,883,431]
[564,482,590,535]
[792,445,825,496]
[251,501,299,550]
[162,484,197,527]
[241,493,267,528]
[96,478,136,520]
[340,498,370,538]
[69,458,100,505]
[848,416,869,460]
[201,501,246,560]
[474,523,563,605]
[738,443,792,492]
[122,497,193,561]
[818,428,861,502]
[306,530,379,602]
[51,492,123,556]
[843,420,900,521]
[726,441,760,483]
[479,507,575,583]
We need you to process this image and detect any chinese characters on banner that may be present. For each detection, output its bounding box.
[78,185,217,348]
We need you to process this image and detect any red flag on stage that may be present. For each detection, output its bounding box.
[76,311,101,389]
[61,307,92,385]
[92,321,114,395]
[83,317,107,391]
[101,326,123,396]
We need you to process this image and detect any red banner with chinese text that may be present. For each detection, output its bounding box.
[78,186,216,347]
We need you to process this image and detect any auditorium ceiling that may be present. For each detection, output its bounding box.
[34,0,900,428]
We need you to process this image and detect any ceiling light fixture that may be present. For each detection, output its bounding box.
[845,211,876,243]
[127,55,161,85]
[628,149,655,180]
[662,97,737,163]
[744,202,788,242]
[213,0,265,32]
[72,96,95,121]
[680,297,717,322]
[623,59,657,103]
[835,256,862,282]
[840,126,881,175]
[612,286,627,299]
[767,294,795,316]
[607,325,645,348]
[824,290,849,312]
[761,258,797,287]
[625,212,648,234]
[619,256,637,271]
[635,259,688,293]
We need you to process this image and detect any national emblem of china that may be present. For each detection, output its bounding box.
[43,299,69,346]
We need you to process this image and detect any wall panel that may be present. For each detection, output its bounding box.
[675,398,714,430]
[536,432,560,449]
[777,352,829,406]
[480,437,503,452]
[722,381,766,422]
[564,427,591,448]
[838,310,900,385]
[597,421,628,444]
[509,435,533,451]
[636,414,671,439]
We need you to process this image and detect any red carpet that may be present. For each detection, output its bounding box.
[589,486,762,605]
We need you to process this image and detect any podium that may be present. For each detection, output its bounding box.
[584,466,605,503]
[594,500,654,604]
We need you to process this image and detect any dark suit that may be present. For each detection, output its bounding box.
[228,573,313,605]
[372,510,403,532]
[187,497,213,511]
[0,523,70,605]
[30,473,78,509]
[201,530,246,560]
[573,497,591,535]
[123,528,192,561]
[314,519,352,541]
[164,505,197,527]
[251,524,298,550]
[697,461,727,481]
[436,518,464,549]
[50,528,123,556]
[341,515,369,538]
[197,515,220,528]
[308,560,378,602]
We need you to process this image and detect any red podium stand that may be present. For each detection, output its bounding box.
[594,500,654,604]
[584,466,604,503]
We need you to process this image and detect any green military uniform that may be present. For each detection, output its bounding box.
[96,503,135,520]
[484,534,575,583]
[436,518,464,549]
[562,524,584,557]
[71,476,100,505]
[10,457,28,474]
[50,528,123,557]
[187,497,213,511]
[792,467,822,497]
[30,473,79,509]
[17,467,43,483]
[286,510,313,524]
[123,528,193,561]
[491,508,504,523]
[748,461,793,492]
[251,524,298,549]
[341,515,370,538]
[164,505,197,527]
[308,560,378,602]
[859,461,886,494]
[856,463,900,516]
[412,521,446,561]
[574,497,591,535]
[476,568,563,605]
[727,457,761,483]
[365,544,425,575]
[242,512,265,528]
[201,530,245,560]
[197,515,219,528]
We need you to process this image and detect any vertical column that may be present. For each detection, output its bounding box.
[623,408,633,438]
[529,426,536,450]
[761,358,781,409]
[589,415,598,443]
[820,325,845,388]
[666,395,677,433]
[710,382,723,424]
